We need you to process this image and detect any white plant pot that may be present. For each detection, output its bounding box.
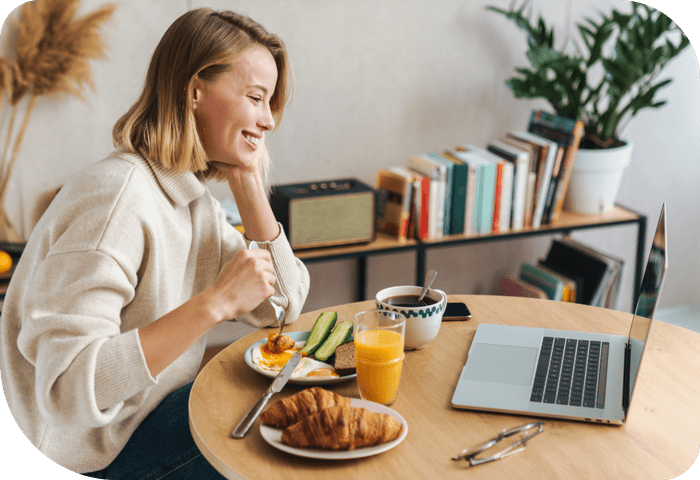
[564,141,633,214]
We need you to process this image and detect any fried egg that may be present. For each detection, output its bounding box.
[251,341,339,379]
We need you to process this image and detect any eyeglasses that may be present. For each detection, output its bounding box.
[452,421,544,467]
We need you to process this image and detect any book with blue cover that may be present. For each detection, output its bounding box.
[519,263,565,301]
[441,150,470,235]
[451,149,496,235]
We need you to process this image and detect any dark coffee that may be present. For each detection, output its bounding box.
[383,294,438,308]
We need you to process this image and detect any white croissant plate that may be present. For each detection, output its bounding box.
[259,398,408,459]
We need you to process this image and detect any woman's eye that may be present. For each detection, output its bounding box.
[249,96,262,103]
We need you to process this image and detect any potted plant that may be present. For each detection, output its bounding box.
[488,1,689,213]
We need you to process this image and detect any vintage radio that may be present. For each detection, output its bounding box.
[270,178,376,250]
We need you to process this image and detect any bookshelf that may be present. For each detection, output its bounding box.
[294,205,647,312]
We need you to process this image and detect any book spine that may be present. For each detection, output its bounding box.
[541,147,564,224]
[500,161,514,232]
[374,170,411,241]
[464,164,476,235]
[527,110,585,223]
[532,140,556,229]
[487,143,525,231]
[442,152,468,235]
[524,172,536,228]
[550,120,585,222]
[520,263,563,301]
[492,162,504,233]
[427,152,453,236]
[418,176,430,240]
[480,163,496,234]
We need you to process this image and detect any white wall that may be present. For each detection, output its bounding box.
[1,0,698,346]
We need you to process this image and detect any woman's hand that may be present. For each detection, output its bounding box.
[138,245,276,377]
[206,248,276,323]
[211,138,269,181]
[222,141,281,242]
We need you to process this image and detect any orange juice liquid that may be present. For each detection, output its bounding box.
[354,330,404,405]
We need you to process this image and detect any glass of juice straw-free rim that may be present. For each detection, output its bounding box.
[353,309,406,405]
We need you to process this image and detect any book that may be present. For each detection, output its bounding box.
[388,166,417,239]
[555,238,624,309]
[543,237,623,307]
[394,166,430,240]
[408,154,446,239]
[501,134,539,228]
[527,110,585,223]
[499,276,548,299]
[506,132,558,229]
[536,262,579,303]
[462,145,514,233]
[375,168,413,241]
[486,150,514,233]
[448,150,478,236]
[425,152,455,236]
[487,141,530,231]
[451,148,496,235]
[519,263,565,301]
[441,150,469,235]
[538,260,585,304]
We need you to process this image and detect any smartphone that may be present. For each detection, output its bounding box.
[443,302,472,321]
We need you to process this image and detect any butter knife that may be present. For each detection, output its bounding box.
[231,351,302,438]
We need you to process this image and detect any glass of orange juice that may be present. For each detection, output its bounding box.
[353,310,406,405]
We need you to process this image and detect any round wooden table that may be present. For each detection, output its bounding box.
[189,295,700,479]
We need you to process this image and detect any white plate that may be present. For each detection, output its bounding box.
[244,331,356,385]
[259,398,408,459]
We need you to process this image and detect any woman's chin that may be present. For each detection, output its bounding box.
[210,161,235,172]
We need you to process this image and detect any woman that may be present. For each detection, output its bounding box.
[0,8,309,478]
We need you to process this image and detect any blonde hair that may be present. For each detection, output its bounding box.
[112,8,291,179]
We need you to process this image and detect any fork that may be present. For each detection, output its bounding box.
[248,241,286,335]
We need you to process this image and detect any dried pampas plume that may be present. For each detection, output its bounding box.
[0,0,115,241]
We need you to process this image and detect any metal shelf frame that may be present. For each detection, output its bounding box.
[297,205,647,312]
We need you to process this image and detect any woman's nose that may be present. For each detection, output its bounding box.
[259,104,275,131]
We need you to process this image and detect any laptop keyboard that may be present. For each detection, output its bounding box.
[530,337,609,409]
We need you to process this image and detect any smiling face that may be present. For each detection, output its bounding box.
[193,44,278,169]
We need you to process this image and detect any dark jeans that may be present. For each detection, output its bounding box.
[83,383,225,480]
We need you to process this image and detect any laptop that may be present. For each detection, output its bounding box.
[451,204,668,425]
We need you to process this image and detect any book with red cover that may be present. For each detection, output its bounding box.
[398,166,430,240]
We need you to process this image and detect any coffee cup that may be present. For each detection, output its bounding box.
[375,286,447,350]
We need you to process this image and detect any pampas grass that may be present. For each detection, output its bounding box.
[0,0,115,241]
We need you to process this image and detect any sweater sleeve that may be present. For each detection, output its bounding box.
[16,249,156,428]
[218,212,310,328]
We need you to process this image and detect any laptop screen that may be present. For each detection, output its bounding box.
[625,204,667,410]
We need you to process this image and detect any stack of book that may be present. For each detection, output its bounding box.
[374,109,584,241]
[503,237,624,309]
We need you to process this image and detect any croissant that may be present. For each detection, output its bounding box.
[280,405,403,450]
[260,387,351,428]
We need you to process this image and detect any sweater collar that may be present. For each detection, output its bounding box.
[116,150,207,207]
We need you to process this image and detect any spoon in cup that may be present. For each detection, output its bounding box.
[417,269,438,305]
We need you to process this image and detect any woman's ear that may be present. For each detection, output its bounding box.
[191,78,204,110]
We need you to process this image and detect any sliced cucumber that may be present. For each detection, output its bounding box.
[313,321,354,363]
[300,311,337,356]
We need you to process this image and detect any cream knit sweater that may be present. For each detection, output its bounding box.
[0,150,309,473]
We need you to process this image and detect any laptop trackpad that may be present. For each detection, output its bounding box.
[464,343,538,385]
